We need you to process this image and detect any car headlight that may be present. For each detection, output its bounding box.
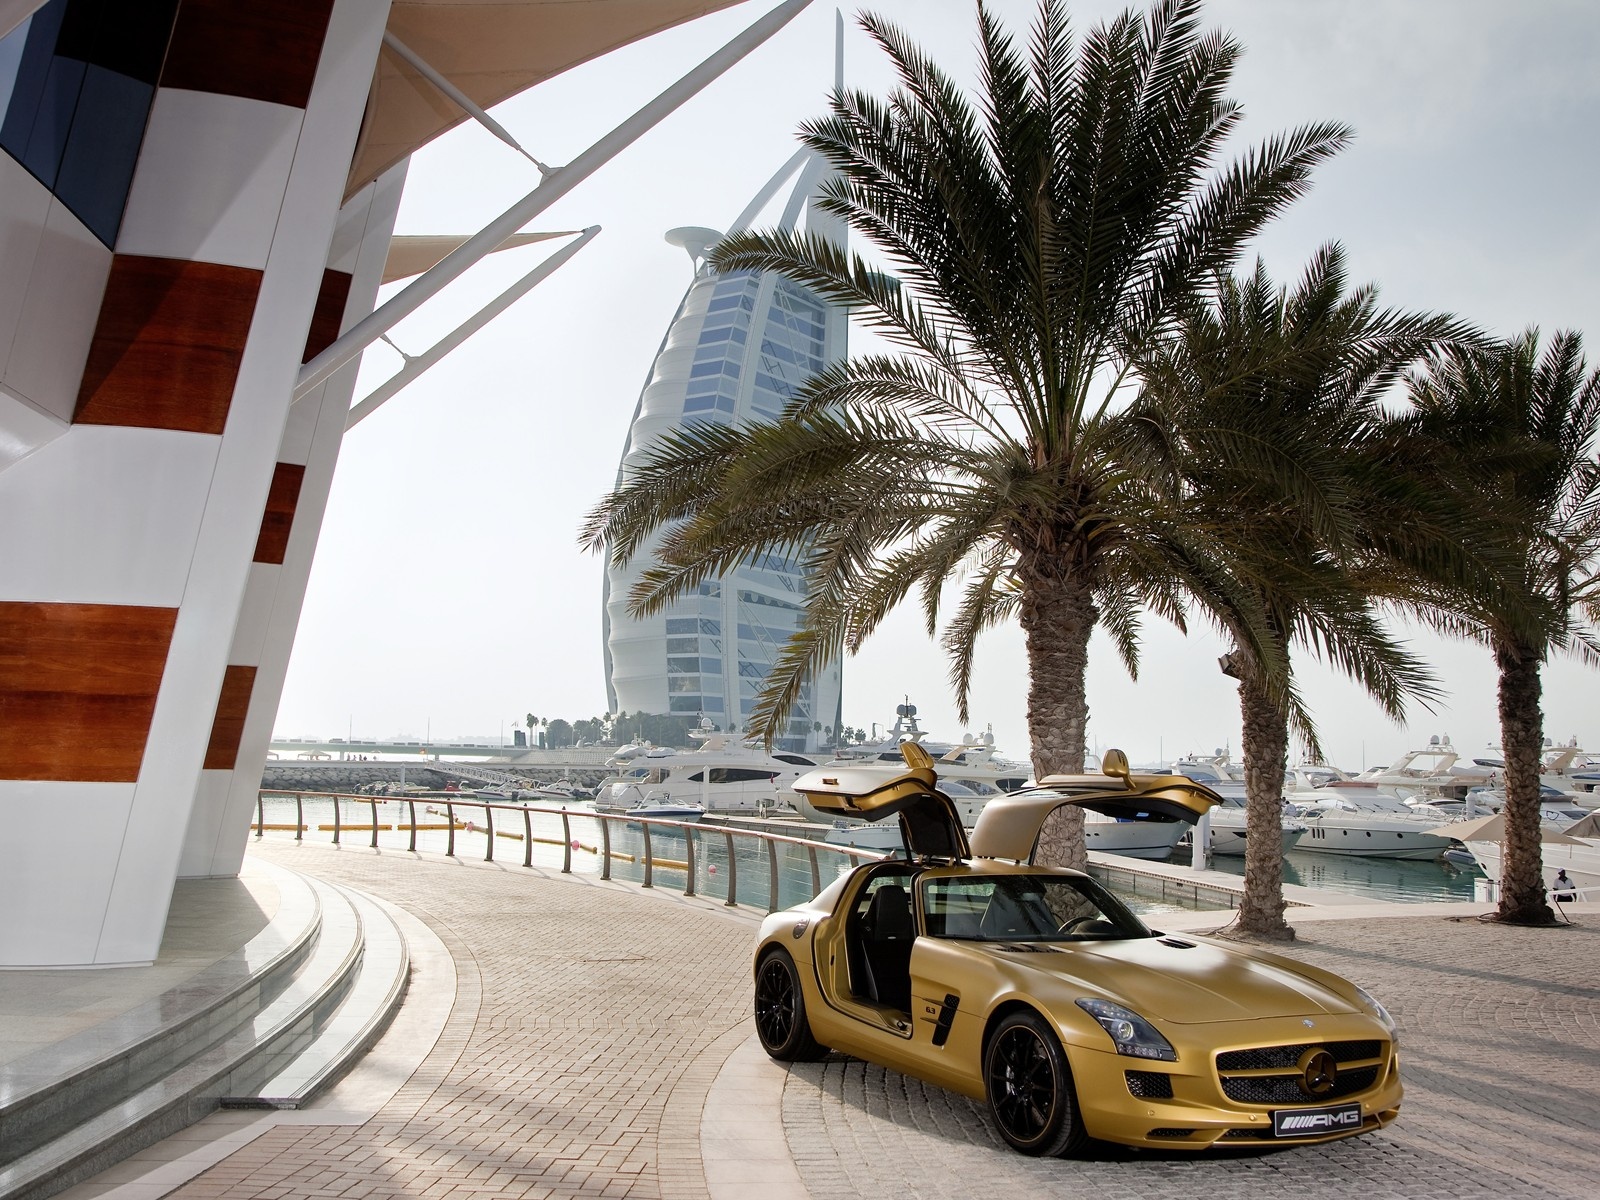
[1075,998,1177,1061]
[1353,984,1398,1041]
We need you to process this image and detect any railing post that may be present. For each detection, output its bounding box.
[641,820,654,889]
[255,794,264,838]
[766,837,779,913]
[446,802,455,857]
[524,807,534,868]
[295,794,304,841]
[723,830,738,907]
[332,795,341,845]
[408,799,417,852]
[807,844,820,896]
[600,814,612,880]
[369,797,379,849]
[484,803,495,862]
[561,810,572,874]
[684,826,696,898]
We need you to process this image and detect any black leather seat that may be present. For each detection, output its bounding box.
[859,883,914,1012]
[979,886,1054,939]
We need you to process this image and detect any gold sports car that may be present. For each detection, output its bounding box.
[753,745,1402,1156]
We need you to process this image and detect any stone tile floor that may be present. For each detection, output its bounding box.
[56,840,1600,1199]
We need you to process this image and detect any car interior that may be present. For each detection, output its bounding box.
[847,869,917,1013]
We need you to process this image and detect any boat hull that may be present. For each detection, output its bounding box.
[1083,817,1187,860]
[1296,823,1449,859]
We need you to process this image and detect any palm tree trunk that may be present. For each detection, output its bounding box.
[1022,571,1095,870]
[1493,632,1554,925]
[1234,653,1294,940]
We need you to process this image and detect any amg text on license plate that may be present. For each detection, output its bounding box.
[1272,1102,1362,1137]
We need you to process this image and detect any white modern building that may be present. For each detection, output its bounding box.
[0,0,811,969]
[604,152,845,752]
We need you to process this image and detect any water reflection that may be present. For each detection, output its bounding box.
[1206,847,1481,903]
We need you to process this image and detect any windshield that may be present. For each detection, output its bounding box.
[920,874,1151,942]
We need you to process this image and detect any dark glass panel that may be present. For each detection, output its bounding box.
[0,1,66,166]
[15,52,81,185]
[57,0,178,83]
[55,66,151,245]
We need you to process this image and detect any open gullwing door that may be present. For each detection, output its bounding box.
[791,743,969,860]
[968,749,1223,863]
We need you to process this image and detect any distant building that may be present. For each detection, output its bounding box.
[604,155,845,752]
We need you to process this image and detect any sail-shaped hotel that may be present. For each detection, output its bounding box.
[604,153,845,752]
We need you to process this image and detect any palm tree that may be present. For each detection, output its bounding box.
[1404,332,1600,924]
[1133,246,1463,936]
[582,0,1348,867]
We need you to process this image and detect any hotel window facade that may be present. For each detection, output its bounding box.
[602,165,845,752]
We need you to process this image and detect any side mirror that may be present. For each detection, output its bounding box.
[1101,748,1132,787]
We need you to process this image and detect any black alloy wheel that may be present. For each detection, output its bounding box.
[984,1010,1086,1156]
[754,949,828,1062]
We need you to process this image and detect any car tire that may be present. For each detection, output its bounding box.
[984,1009,1087,1156]
[754,949,829,1062]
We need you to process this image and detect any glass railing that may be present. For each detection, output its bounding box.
[253,792,882,912]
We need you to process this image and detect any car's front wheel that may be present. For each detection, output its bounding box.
[984,1009,1087,1156]
[754,949,828,1062]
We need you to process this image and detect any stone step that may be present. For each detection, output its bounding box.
[0,861,322,1172]
[232,883,410,1107]
[0,870,406,1200]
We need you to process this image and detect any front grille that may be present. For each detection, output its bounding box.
[1215,1040,1386,1107]
[1125,1070,1174,1099]
[1146,1128,1195,1139]
[1221,1065,1379,1104]
[1216,1040,1380,1072]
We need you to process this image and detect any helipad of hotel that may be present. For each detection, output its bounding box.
[26,840,1598,1200]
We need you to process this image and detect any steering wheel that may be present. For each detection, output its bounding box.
[1059,915,1101,935]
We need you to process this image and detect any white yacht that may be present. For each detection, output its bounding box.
[598,722,823,814]
[1352,735,1492,802]
[1289,781,1456,860]
[1197,780,1306,857]
[1407,786,1590,828]
[1081,809,1190,859]
[1446,812,1600,897]
[1466,739,1598,804]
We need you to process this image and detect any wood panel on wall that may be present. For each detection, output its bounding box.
[252,462,306,564]
[74,256,263,434]
[159,0,338,110]
[0,602,179,782]
[302,267,353,363]
[203,664,258,771]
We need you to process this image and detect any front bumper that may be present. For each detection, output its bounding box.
[1064,1019,1403,1150]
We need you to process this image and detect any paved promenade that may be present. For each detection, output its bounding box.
[63,840,1600,1200]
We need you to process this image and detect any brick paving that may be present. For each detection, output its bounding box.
[165,842,1598,1200]
[171,842,759,1200]
[780,916,1600,1199]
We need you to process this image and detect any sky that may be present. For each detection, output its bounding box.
[274,0,1600,771]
